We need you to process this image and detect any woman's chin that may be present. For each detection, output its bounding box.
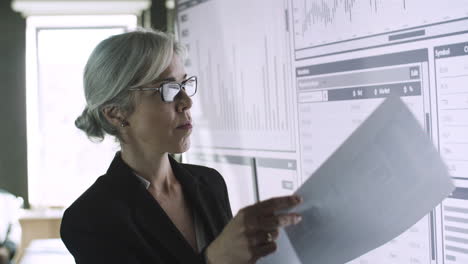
[172,140,191,154]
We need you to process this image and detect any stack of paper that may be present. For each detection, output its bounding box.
[260,96,454,264]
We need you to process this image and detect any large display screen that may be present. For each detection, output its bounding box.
[177,0,468,263]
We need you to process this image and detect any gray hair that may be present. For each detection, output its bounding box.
[75,28,186,142]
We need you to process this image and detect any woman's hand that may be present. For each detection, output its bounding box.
[205,195,302,264]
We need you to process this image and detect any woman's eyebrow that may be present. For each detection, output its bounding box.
[156,74,188,83]
[158,77,176,82]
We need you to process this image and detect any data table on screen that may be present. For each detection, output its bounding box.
[435,41,468,264]
[296,49,429,180]
[296,46,435,264]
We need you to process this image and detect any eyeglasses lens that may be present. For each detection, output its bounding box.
[183,78,197,96]
[161,77,197,102]
[162,83,180,102]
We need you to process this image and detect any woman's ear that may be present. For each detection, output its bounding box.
[102,106,128,128]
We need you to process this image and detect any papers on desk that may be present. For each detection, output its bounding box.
[20,239,74,264]
[260,96,454,264]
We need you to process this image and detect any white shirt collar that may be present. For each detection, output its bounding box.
[134,173,151,190]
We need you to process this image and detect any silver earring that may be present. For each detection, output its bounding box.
[120,120,129,127]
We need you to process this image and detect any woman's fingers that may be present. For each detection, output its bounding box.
[253,241,277,260]
[239,195,303,233]
[258,213,302,230]
[268,229,280,242]
[257,195,302,214]
[247,229,280,247]
[205,196,303,263]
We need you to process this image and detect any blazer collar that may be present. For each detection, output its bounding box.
[105,152,216,263]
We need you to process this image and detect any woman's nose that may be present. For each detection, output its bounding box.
[175,90,192,112]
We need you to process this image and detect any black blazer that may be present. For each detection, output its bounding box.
[60,152,233,264]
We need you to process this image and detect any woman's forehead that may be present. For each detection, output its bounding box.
[158,55,186,82]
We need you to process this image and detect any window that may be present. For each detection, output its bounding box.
[25,15,137,207]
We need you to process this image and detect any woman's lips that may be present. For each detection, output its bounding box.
[177,123,193,129]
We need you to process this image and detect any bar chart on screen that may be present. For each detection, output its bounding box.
[292,0,468,49]
[177,0,296,152]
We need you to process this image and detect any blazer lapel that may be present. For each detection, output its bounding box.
[132,190,198,263]
[170,157,219,241]
[169,157,227,242]
[106,153,201,264]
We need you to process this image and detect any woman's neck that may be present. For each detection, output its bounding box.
[120,145,176,195]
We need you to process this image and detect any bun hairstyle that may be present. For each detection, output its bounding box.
[75,28,186,142]
[75,107,106,141]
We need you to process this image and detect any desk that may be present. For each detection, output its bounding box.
[16,209,64,262]
[19,239,74,264]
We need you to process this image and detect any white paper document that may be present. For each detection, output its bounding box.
[261,96,455,264]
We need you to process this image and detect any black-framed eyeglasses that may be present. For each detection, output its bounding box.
[129,76,197,102]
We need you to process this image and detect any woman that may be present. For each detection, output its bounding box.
[60,28,302,264]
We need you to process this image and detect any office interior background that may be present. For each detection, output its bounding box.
[0,0,467,263]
